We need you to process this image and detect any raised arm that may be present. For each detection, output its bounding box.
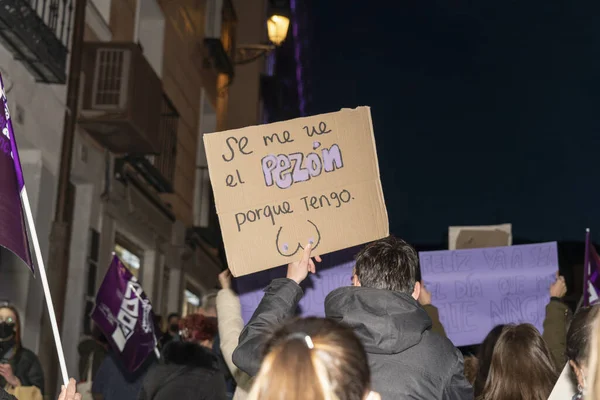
[216,270,254,391]
[232,244,321,376]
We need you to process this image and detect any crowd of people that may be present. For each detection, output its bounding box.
[2,236,600,399]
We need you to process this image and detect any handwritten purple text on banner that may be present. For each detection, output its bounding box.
[419,242,558,347]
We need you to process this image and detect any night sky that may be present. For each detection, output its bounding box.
[309,0,600,245]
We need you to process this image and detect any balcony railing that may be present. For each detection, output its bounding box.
[0,0,73,84]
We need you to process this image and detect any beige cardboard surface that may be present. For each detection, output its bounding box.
[448,224,512,250]
[204,107,389,276]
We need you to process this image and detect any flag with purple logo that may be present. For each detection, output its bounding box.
[0,73,33,272]
[92,255,159,372]
[583,229,600,306]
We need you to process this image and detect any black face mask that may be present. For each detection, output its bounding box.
[0,322,15,340]
[169,324,179,334]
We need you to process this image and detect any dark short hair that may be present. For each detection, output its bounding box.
[167,313,180,322]
[566,305,600,366]
[354,236,419,293]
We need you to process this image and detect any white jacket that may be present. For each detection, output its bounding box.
[216,289,254,400]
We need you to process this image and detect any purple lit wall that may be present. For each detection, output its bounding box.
[289,0,306,116]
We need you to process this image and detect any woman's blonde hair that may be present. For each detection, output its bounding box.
[247,317,371,400]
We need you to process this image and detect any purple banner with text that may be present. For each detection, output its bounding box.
[419,242,558,347]
[92,255,158,372]
[0,73,33,272]
[236,247,358,323]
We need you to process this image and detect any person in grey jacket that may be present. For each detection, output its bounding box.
[232,237,473,400]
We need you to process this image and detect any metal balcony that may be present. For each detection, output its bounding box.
[0,0,72,84]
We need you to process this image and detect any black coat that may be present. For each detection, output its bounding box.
[0,388,15,400]
[232,278,474,400]
[139,341,227,400]
[0,347,44,393]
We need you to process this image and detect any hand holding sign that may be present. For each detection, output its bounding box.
[550,273,567,298]
[219,269,232,290]
[287,243,322,284]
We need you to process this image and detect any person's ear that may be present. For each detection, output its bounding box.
[352,274,361,287]
[412,281,421,300]
[570,360,586,389]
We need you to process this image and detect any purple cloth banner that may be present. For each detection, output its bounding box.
[419,242,558,347]
[0,73,33,271]
[92,255,158,372]
[236,247,358,323]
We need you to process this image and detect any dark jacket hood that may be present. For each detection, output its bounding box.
[325,286,432,355]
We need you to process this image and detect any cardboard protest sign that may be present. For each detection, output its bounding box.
[448,224,512,250]
[236,247,358,323]
[204,107,388,276]
[419,242,557,347]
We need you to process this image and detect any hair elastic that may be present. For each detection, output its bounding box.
[285,332,314,349]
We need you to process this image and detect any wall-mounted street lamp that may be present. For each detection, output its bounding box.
[234,7,290,65]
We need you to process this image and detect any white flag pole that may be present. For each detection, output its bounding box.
[21,187,69,386]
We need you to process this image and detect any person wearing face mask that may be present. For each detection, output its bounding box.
[159,313,180,349]
[0,303,44,393]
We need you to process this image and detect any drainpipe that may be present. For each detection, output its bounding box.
[37,0,88,396]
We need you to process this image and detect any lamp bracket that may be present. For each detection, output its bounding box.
[234,44,276,65]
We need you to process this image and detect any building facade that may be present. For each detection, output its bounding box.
[60,0,239,381]
[0,0,261,387]
[0,0,304,389]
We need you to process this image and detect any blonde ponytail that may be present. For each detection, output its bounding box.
[247,318,371,400]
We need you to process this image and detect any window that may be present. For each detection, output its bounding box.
[182,289,201,316]
[114,233,143,278]
[91,0,111,26]
[135,0,165,78]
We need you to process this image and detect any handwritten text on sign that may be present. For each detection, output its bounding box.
[419,242,557,347]
[204,107,388,277]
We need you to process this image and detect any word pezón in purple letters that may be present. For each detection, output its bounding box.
[262,143,344,189]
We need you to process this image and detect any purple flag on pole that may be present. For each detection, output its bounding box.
[0,73,33,272]
[583,230,600,306]
[92,255,158,372]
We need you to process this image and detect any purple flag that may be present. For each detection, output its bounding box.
[419,242,557,347]
[92,255,158,372]
[0,73,33,271]
[583,230,600,306]
[236,247,358,323]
